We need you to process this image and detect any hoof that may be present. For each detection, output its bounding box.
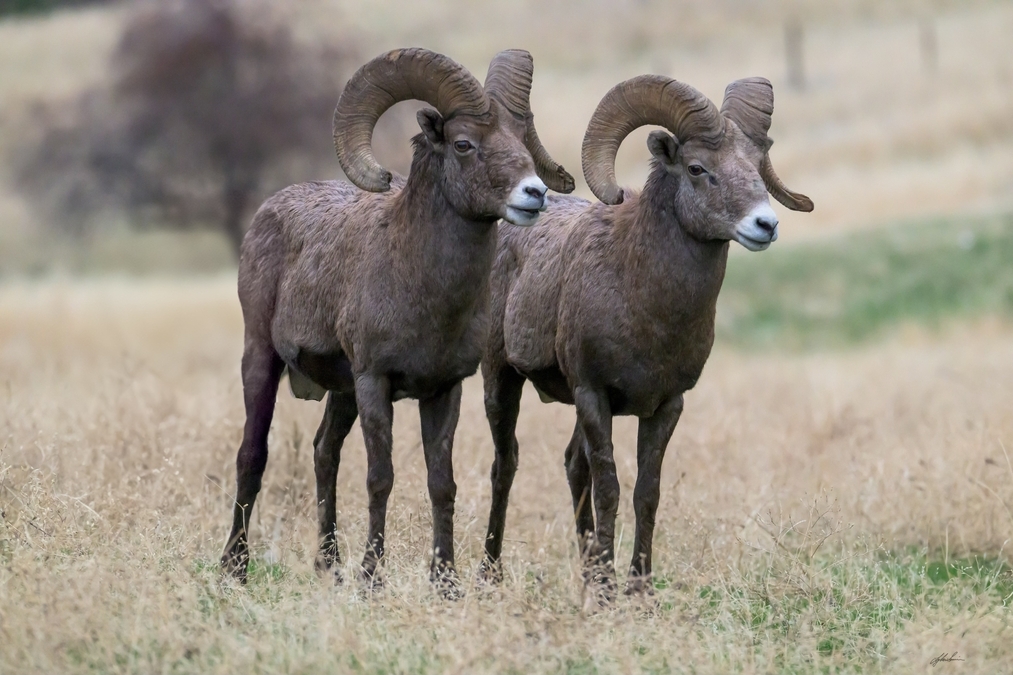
[476,558,503,586]
[314,546,343,583]
[357,566,385,593]
[431,567,463,600]
[582,564,618,609]
[624,576,655,597]
[592,581,618,607]
[582,583,617,612]
[314,556,344,586]
[220,551,249,584]
[625,577,660,613]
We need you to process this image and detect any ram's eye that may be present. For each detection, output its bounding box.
[687,164,706,177]
[453,140,473,153]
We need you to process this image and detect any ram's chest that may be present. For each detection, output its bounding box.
[555,295,718,416]
[383,331,485,401]
[349,299,487,394]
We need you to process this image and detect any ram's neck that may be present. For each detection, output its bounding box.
[622,165,730,324]
[387,138,498,320]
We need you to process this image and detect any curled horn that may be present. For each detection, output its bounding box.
[721,77,814,212]
[333,48,489,192]
[581,75,725,205]
[483,49,575,193]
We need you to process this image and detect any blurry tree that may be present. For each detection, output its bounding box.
[17,0,356,257]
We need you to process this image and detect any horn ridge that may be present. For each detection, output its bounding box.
[483,49,533,118]
[722,77,813,212]
[484,49,574,193]
[581,75,724,205]
[333,48,488,193]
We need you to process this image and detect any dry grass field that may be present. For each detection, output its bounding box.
[2,259,1013,673]
[3,1,1013,673]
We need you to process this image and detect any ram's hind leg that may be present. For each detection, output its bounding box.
[627,394,683,596]
[313,390,358,582]
[221,339,285,582]
[563,422,595,561]
[479,364,525,583]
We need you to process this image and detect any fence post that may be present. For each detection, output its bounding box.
[785,19,806,91]
[919,16,938,73]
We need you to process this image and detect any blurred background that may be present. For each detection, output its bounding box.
[0,0,1010,275]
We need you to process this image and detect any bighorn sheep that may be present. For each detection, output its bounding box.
[479,75,813,599]
[220,48,573,589]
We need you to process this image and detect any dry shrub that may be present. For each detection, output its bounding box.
[13,0,359,256]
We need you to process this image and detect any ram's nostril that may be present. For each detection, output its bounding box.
[524,184,547,200]
[755,216,778,234]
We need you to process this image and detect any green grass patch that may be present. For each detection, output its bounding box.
[718,213,1013,348]
[683,548,1012,673]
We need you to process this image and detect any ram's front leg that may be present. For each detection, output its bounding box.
[354,373,394,587]
[573,385,618,605]
[627,394,683,596]
[420,381,463,597]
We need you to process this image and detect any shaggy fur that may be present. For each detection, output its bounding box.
[480,108,811,600]
[220,94,561,590]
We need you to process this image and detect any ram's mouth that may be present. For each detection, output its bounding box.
[734,232,773,252]
[504,205,541,226]
[512,206,540,218]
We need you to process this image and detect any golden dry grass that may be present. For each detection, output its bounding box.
[2,278,1013,673]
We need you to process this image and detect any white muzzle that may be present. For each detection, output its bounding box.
[733,202,779,252]
[503,175,548,226]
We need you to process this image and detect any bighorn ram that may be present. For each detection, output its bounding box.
[479,75,812,599]
[220,48,573,589]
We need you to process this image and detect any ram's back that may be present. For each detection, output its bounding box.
[238,179,394,353]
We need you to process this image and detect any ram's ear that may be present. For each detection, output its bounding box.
[417,108,445,149]
[647,129,679,170]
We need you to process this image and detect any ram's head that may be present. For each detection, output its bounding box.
[333,48,573,226]
[582,75,812,251]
